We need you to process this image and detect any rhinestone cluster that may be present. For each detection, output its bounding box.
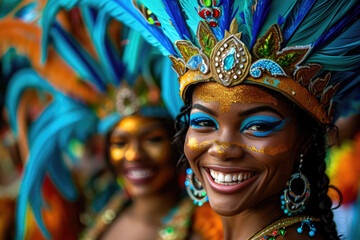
[211,36,251,86]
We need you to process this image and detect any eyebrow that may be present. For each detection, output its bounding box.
[238,106,284,119]
[192,104,218,117]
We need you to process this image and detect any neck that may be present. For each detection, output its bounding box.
[221,196,283,240]
[130,183,180,226]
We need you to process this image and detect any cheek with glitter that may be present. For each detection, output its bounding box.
[186,137,289,156]
[186,137,211,152]
[110,146,125,162]
[194,83,278,113]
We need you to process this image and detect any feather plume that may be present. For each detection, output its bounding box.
[179,0,203,39]
[160,57,183,119]
[287,0,358,46]
[312,3,360,53]
[42,0,176,59]
[90,8,125,85]
[5,69,56,136]
[0,19,99,104]
[162,0,192,40]
[15,93,97,240]
[51,22,107,91]
[250,0,272,48]
[219,0,235,37]
[281,0,316,47]
[307,19,360,71]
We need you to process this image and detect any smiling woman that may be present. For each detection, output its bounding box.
[120,1,360,239]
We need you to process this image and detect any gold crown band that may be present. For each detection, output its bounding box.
[171,19,338,124]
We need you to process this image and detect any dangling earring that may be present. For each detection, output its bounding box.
[281,154,311,216]
[184,168,208,206]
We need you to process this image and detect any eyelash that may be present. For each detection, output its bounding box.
[241,119,285,137]
[190,118,218,129]
[190,113,218,130]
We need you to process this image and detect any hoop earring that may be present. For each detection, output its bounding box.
[184,168,208,206]
[281,154,310,216]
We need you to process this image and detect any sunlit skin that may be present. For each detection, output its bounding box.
[184,83,313,240]
[109,115,174,197]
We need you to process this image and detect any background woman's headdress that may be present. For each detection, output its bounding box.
[1,1,182,239]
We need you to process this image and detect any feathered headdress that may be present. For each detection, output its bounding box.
[1,2,182,239]
[42,0,360,124]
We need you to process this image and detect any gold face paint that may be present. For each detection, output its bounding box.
[114,115,144,135]
[194,83,278,113]
[186,137,289,156]
[110,146,124,162]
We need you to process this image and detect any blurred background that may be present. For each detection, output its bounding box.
[0,0,359,240]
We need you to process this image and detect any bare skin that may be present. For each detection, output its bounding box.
[184,83,323,240]
[102,188,179,240]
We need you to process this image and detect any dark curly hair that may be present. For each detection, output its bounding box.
[174,86,341,240]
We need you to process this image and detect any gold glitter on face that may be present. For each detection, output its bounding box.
[186,137,289,156]
[115,116,143,135]
[194,83,278,113]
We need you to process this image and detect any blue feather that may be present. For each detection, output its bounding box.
[219,0,235,36]
[16,96,97,240]
[5,69,56,136]
[179,0,203,39]
[162,0,192,40]
[51,22,107,91]
[251,0,272,48]
[161,57,183,119]
[42,0,177,58]
[281,0,316,47]
[91,8,125,85]
[312,3,360,53]
[287,0,358,46]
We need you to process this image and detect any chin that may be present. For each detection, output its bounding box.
[207,193,245,216]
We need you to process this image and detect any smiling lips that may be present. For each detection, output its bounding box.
[124,166,156,184]
[205,167,258,194]
[210,169,255,185]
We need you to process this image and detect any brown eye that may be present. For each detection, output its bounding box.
[147,136,165,143]
[111,138,127,148]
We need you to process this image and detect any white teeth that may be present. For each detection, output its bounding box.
[225,174,232,182]
[238,172,244,182]
[218,173,225,182]
[209,169,254,185]
[129,169,152,179]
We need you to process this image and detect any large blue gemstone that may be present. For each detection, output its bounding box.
[223,47,236,71]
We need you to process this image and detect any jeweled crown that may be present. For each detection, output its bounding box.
[170,19,338,124]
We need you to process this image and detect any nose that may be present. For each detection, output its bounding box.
[125,141,142,162]
[208,129,244,160]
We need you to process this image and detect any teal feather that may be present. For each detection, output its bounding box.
[179,0,203,42]
[0,0,22,17]
[42,0,176,61]
[122,29,146,86]
[5,69,56,136]
[139,0,191,43]
[287,0,358,46]
[260,0,296,37]
[91,8,122,85]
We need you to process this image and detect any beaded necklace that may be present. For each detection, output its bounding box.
[248,215,320,240]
